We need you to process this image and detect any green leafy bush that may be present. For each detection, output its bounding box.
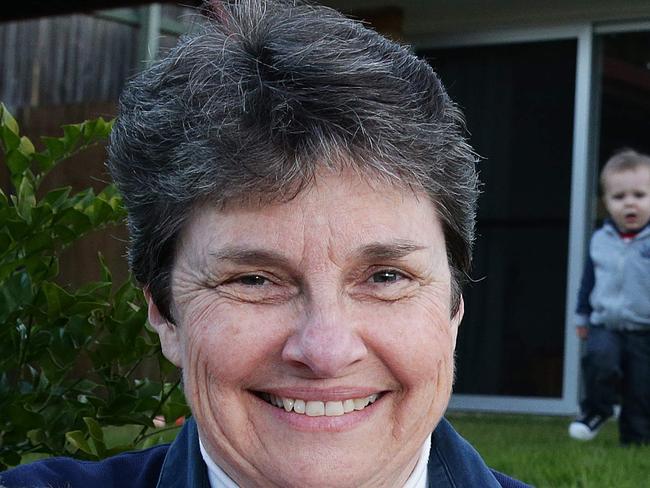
[0,104,189,470]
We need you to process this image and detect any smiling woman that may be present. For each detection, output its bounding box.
[156,173,458,486]
[0,0,530,487]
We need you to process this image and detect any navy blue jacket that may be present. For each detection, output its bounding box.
[0,417,530,487]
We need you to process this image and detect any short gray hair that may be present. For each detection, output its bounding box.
[108,0,479,323]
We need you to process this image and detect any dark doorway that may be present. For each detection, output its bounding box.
[598,31,650,209]
[420,40,576,397]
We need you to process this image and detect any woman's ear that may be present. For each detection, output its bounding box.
[450,296,465,348]
[144,288,183,367]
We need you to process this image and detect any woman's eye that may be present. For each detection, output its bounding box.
[216,272,297,304]
[236,274,269,286]
[370,270,404,283]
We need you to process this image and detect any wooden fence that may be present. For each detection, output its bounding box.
[0,5,197,286]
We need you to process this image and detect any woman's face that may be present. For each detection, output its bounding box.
[148,171,463,488]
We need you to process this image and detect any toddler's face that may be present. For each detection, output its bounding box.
[603,166,650,232]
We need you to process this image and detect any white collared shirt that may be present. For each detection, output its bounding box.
[199,435,431,488]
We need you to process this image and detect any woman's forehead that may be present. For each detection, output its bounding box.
[178,171,445,265]
[210,164,429,210]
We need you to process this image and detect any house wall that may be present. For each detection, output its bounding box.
[325,0,650,38]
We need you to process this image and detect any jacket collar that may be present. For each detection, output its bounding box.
[603,218,650,239]
[427,418,501,487]
[157,417,500,488]
[156,417,210,488]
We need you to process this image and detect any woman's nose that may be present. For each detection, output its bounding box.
[281,298,368,378]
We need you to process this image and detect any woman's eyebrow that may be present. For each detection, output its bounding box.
[353,241,427,261]
[207,241,426,268]
[209,247,293,267]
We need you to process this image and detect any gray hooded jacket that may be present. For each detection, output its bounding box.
[575,221,650,330]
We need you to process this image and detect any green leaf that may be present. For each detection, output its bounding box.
[0,103,19,133]
[19,135,35,157]
[83,417,104,443]
[23,254,58,281]
[33,152,55,173]
[42,187,72,210]
[69,187,95,207]
[0,106,32,176]
[29,204,54,228]
[25,330,52,359]
[0,231,11,255]
[24,232,54,256]
[51,224,78,244]
[27,428,46,445]
[0,272,33,321]
[84,197,114,226]
[97,184,123,210]
[0,259,24,284]
[4,225,29,250]
[15,176,36,223]
[42,136,66,161]
[7,404,43,428]
[163,399,190,425]
[62,124,82,148]
[1,125,21,153]
[65,430,93,456]
[95,118,113,136]
[42,282,75,317]
[7,148,31,177]
[76,118,111,143]
[89,437,108,458]
[54,207,92,236]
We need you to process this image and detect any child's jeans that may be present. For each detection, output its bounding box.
[581,327,650,445]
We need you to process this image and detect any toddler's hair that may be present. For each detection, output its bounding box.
[600,148,650,190]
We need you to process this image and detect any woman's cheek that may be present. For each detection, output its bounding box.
[182,301,292,379]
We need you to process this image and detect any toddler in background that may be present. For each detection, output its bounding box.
[569,149,650,445]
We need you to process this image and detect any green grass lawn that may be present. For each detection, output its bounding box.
[446,412,650,488]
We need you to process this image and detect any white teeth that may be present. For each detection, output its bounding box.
[294,399,306,414]
[305,401,325,416]
[262,393,380,416]
[282,398,294,412]
[353,397,369,410]
[325,401,345,416]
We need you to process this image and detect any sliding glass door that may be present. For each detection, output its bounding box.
[420,40,577,399]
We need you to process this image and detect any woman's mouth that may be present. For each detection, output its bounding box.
[256,392,380,416]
